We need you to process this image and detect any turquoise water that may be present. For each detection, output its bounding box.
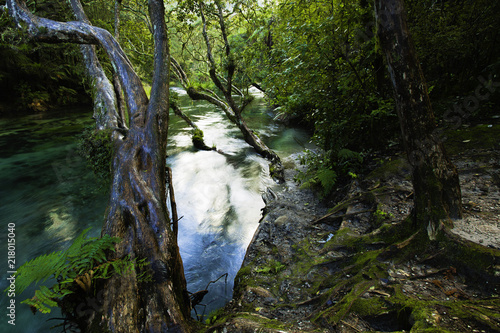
[0,108,109,332]
[0,90,311,331]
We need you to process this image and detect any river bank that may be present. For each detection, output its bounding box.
[204,124,500,332]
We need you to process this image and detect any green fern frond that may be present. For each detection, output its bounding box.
[316,168,337,196]
[13,251,65,295]
[64,227,93,258]
[10,228,124,315]
[22,286,59,314]
[338,148,363,163]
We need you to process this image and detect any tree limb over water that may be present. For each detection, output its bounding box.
[170,1,285,183]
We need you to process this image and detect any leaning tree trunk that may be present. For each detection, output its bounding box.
[176,2,285,183]
[375,0,462,239]
[98,1,192,330]
[6,0,192,331]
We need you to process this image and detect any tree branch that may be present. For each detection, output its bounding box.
[216,0,230,58]
[147,0,169,138]
[171,56,190,87]
[67,0,124,130]
[215,0,234,95]
[7,0,148,128]
[122,2,153,34]
[199,1,216,68]
[199,1,227,95]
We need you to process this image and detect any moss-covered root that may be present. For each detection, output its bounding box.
[206,312,291,333]
[310,226,500,332]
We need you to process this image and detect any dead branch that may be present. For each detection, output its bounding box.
[166,167,178,239]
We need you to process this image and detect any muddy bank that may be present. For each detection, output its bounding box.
[204,143,500,332]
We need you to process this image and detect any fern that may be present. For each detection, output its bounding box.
[295,148,363,197]
[316,169,337,196]
[14,251,65,296]
[338,148,363,163]
[6,228,140,315]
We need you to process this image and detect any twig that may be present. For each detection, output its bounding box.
[340,320,361,332]
[312,188,396,224]
[409,268,448,280]
[312,209,374,225]
[395,231,420,249]
[296,294,323,307]
[205,272,228,290]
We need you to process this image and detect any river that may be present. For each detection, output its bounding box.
[0,88,310,331]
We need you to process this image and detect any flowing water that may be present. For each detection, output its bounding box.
[0,88,310,331]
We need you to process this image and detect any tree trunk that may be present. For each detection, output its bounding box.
[375,0,462,239]
[7,0,192,331]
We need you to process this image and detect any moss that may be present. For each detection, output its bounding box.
[367,157,411,181]
[191,128,215,151]
[205,306,230,326]
[78,126,114,183]
[234,264,253,292]
[254,259,286,275]
[444,124,500,155]
[388,283,500,332]
[436,233,500,286]
[205,312,290,332]
[350,297,388,317]
[223,196,497,333]
[191,128,204,146]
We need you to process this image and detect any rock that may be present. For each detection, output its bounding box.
[246,286,273,298]
[274,215,288,226]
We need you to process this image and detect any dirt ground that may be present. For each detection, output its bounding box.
[451,148,500,248]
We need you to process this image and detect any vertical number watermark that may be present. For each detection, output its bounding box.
[6,222,16,326]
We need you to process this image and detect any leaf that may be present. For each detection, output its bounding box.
[316,168,337,196]
[13,251,65,295]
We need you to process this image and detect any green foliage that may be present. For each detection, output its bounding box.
[78,126,114,183]
[255,259,286,275]
[373,207,394,226]
[234,0,498,192]
[0,1,88,110]
[169,90,180,108]
[241,0,398,186]
[295,149,363,198]
[7,228,148,314]
[406,0,500,100]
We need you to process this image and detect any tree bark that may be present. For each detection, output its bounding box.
[375,0,462,239]
[7,0,192,331]
[68,0,124,130]
[112,0,128,130]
